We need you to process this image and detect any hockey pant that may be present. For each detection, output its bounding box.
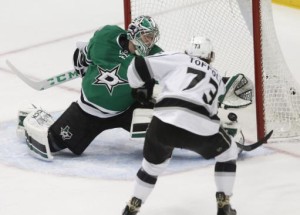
[143,116,236,163]
[48,102,139,155]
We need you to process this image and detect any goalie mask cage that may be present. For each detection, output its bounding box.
[123,0,300,140]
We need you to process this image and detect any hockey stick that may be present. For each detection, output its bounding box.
[236,130,273,151]
[6,60,79,91]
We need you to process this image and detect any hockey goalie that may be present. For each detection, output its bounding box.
[16,15,162,161]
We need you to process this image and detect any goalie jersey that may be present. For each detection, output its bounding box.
[127,52,226,136]
[79,25,162,117]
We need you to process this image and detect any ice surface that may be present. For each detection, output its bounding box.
[0,1,299,215]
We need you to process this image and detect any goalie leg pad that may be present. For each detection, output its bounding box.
[130,108,153,139]
[24,109,54,161]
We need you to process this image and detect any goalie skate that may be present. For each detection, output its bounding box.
[24,109,54,161]
[16,103,38,140]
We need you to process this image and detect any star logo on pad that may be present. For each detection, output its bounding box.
[60,126,73,140]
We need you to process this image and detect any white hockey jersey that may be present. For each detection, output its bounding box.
[127,52,226,136]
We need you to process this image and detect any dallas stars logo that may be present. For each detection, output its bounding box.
[93,64,128,95]
[60,125,73,140]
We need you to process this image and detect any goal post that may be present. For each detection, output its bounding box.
[123,0,300,141]
[252,0,265,140]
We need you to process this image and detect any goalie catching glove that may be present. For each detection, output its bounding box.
[219,73,253,109]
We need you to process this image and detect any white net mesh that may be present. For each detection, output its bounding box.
[127,0,300,138]
[260,0,300,138]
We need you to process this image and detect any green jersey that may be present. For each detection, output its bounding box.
[80,25,162,115]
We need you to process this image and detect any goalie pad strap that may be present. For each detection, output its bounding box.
[132,123,149,132]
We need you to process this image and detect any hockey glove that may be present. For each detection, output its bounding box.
[73,46,91,77]
[132,79,156,107]
[219,74,253,109]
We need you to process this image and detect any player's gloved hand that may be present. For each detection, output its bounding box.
[73,47,91,77]
[132,79,156,107]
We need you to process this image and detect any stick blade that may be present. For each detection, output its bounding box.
[236,130,273,151]
[6,60,45,90]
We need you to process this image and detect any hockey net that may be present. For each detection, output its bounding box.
[123,0,300,140]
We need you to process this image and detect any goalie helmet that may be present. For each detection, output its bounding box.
[127,15,160,56]
[185,36,215,63]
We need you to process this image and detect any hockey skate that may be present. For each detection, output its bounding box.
[216,192,236,215]
[122,197,142,215]
[16,103,38,140]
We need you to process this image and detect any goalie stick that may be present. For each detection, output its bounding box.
[6,60,79,91]
[236,130,273,151]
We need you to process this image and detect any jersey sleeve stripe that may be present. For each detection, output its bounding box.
[155,97,220,121]
[134,56,152,83]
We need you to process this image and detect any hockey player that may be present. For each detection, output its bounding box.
[21,15,162,161]
[121,36,253,215]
